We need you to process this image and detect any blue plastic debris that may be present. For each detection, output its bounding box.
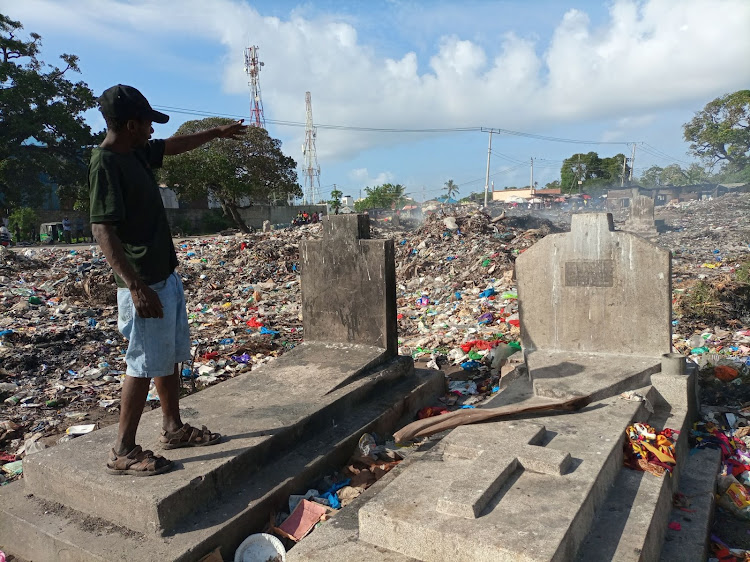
[460,360,482,370]
[479,287,496,298]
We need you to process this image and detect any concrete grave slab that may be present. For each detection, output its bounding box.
[288,369,693,562]
[301,214,398,355]
[20,343,407,536]
[516,213,671,401]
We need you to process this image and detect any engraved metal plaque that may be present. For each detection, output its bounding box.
[564,260,614,287]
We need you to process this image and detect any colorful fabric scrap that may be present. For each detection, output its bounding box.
[624,423,678,477]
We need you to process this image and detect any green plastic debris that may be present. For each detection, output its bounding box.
[501,292,518,299]
[468,350,483,360]
[481,259,491,267]
[509,341,522,351]
[691,346,710,354]
[1,460,23,476]
[28,296,43,305]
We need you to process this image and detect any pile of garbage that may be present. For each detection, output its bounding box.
[390,211,564,407]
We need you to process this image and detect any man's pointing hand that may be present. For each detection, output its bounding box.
[215,119,248,140]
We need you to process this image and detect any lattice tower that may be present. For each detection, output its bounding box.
[244,46,265,128]
[302,91,320,204]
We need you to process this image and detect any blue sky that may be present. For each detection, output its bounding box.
[6,0,750,202]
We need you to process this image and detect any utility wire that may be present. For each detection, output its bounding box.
[153,103,648,144]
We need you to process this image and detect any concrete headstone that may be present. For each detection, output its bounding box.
[624,189,658,235]
[515,213,672,400]
[301,214,398,355]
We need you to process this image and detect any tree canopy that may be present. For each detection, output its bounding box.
[559,151,629,193]
[159,118,301,232]
[328,188,343,214]
[443,179,458,201]
[683,90,750,172]
[638,163,709,187]
[354,183,407,212]
[0,14,99,210]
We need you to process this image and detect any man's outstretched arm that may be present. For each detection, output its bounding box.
[163,120,248,156]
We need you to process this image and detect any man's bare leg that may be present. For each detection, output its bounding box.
[155,364,183,433]
[113,375,151,455]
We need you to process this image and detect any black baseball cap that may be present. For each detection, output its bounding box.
[97,84,169,124]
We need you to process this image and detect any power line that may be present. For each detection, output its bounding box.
[480,126,634,145]
[152,103,643,143]
[639,142,692,165]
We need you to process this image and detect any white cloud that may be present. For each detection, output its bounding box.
[10,0,750,161]
[348,168,395,189]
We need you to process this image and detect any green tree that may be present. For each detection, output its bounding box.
[329,188,343,214]
[354,183,406,212]
[640,163,710,187]
[160,118,301,232]
[684,162,710,184]
[543,180,561,190]
[0,15,100,210]
[8,206,38,240]
[684,90,750,171]
[443,179,458,201]
[659,163,688,186]
[639,165,663,187]
[560,152,628,193]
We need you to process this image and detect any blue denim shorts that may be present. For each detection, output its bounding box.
[117,271,191,378]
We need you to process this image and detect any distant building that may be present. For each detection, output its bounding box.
[606,183,749,210]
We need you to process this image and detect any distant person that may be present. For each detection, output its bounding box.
[90,84,246,476]
[62,216,72,244]
[311,212,319,224]
[14,224,21,244]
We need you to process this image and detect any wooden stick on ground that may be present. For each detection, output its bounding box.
[394,394,591,443]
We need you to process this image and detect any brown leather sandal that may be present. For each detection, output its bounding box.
[106,445,173,476]
[160,423,221,450]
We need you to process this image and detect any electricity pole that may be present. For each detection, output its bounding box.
[621,154,627,187]
[629,143,636,183]
[483,129,494,208]
[530,157,534,194]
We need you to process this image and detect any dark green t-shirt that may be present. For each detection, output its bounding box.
[89,140,178,288]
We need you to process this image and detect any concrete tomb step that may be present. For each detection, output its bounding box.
[527,350,661,402]
[659,447,721,562]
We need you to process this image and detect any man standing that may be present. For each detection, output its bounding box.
[62,216,72,244]
[89,84,247,475]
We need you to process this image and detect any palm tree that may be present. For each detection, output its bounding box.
[443,179,458,202]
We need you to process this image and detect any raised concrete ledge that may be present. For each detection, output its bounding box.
[21,342,409,536]
[527,350,661,402]
[660,447,721,562]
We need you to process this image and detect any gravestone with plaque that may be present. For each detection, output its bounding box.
[515,212,672,400]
